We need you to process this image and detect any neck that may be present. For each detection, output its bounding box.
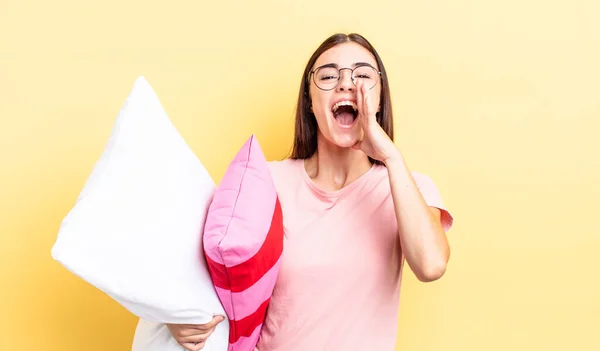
[304,135,373,191]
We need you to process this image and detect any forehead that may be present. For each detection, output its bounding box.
[313,42,378,69]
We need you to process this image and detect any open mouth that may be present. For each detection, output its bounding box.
[332,100,358,126]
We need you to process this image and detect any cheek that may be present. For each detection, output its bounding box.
[310,92,330,116]
[372,89,382,112]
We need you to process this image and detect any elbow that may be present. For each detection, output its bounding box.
[415,260,447,283]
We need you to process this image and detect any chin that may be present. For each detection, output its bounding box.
[315,110,361,149]
[329,132,360,149]
[326,114,361,148]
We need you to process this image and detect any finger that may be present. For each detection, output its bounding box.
[187,315,225,332]
[357,80,372,124]
[356,80,364,117]
[174,326,205,338]
[179,331,212,344]
[360,80,368,115]
[203,315,226,329]
[166,324,194,339]
[182,341,206,351]
[362,81,375,122]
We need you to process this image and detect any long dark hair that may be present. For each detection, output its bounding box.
[289,33,394,166]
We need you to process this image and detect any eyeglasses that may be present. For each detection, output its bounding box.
[309,63,382,91]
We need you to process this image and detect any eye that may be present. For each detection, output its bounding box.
[316,67,339,81]
[353,65,377,80]
[319,74,337,81]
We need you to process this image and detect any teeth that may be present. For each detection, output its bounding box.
[332,100,357,112]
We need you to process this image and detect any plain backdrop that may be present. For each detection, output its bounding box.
[1,0,599,350]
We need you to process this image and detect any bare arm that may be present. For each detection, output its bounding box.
[352,80,450,282]
[384,152,450,282]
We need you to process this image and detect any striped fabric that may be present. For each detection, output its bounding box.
[203,135,284,351]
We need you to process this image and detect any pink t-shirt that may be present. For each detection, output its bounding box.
[255,158,453,351]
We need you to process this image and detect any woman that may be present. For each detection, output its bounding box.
[168,32,454,351]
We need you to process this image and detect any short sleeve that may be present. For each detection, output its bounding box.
[412,172,454,232]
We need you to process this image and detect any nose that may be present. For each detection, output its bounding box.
[336,68,354,92]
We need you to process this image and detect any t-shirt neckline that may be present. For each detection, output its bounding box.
[296,158,377,198]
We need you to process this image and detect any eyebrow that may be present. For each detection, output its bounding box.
[352,61,374,68]
[315,62,375,70]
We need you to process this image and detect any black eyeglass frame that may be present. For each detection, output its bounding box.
[308,63,383,91]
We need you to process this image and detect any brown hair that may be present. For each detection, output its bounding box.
[289,33,394,166]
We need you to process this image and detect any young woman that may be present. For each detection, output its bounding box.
[168,32,454,351]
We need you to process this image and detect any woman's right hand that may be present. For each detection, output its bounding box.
[166,315,226,351]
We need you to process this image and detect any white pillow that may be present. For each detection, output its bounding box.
[132,318,228,351]
[51,76,228,349]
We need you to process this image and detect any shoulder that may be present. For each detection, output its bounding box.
[267,158,301,175]
[267,158,292,170]
[409,171,454,232]
[267,158,303,186]
[373,165,438,189]
[410,171,438,190]
[266,158,306,204]
[374,166,454,231]
[369,165,435,187]
[372,166,447,210]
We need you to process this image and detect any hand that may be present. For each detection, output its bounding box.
[352,80,399,164]
[166,315,226,351]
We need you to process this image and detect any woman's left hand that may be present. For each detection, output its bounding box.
[352,80,399,163]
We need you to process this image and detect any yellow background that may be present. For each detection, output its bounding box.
[1,0,599,350]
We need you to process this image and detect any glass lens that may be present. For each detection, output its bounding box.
[313,65,380,90]
[352,65,379,89]
[314,66,340,90]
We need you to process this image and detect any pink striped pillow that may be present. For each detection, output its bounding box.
[203,135,283,351]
